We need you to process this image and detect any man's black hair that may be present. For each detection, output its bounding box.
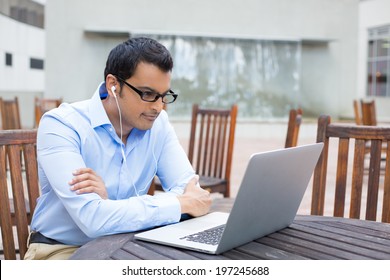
[104,37,173,82]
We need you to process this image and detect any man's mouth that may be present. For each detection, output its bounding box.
[142,113,158,122]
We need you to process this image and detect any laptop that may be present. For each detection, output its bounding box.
[135,143,323,254]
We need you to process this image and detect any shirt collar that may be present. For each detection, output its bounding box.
[89,82,112,128]
[88,82,148,140]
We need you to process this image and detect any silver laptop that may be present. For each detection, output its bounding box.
[135,143,323,254]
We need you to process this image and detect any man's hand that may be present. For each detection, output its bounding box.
[69,168,108,199]
[177,175,212,217]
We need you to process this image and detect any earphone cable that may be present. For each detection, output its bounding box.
[114,95,126,163]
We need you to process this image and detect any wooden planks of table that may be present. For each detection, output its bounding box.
[70,198,390,260]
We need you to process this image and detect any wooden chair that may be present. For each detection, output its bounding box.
[0,129,39,259]
[151,104,238,197]
[34,97,62,127]
[311,115,390,223]
[0,97,22,129]
[285,108,303,148]
[187,104,238,197]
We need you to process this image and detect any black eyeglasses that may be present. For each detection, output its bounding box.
[115,76,178,104]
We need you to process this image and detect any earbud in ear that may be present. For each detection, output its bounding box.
[111,86,117,98]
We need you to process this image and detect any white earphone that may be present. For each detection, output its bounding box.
[111,85,117,98]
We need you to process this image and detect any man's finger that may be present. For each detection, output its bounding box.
[190,175,199,184]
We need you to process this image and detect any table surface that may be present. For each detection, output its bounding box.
[70,198,390,260]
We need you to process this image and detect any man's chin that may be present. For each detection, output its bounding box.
[137,123,154,131]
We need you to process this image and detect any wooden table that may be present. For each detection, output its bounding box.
[70,198,390,260]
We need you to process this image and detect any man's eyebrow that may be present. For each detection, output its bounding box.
[137,86,155,91]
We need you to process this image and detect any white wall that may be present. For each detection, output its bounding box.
[358,0,390,121]
[0,13,45,128]
[0,14,45,92]
[46,0,359,119]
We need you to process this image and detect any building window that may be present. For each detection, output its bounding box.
[30,58,44,70]
[1,0,45,29]
[367,25,390,97]
[5,53,12,66]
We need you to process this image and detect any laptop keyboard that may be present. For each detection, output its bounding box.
[180,224,225,245]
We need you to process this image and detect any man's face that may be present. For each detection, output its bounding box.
[118,62,172,131]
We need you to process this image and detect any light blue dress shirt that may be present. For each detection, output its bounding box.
[30,83,195,246]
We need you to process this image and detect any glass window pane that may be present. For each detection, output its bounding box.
[367,26,390,97]
[367,62,374,96]
[368,40,375,58]
[376,60,387,96]
[30,58,44,70]
[5,52,12,66]
[377,39,388,57]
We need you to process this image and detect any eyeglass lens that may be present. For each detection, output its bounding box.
[142,92,176,104]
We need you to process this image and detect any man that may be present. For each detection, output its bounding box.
[24,37,211,260]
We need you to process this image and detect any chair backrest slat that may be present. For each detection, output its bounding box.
[0,145,16,259]
[217,115,228,178]
[334,138,349,217]
[23,144,39,222]
[383,144,390,222]
[366,139,382,220]
[350,139,366,219]
[8,144,30,258]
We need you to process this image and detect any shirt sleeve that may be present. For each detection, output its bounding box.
[37,113,182,238]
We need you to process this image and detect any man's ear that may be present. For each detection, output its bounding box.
[106,74,119,97]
